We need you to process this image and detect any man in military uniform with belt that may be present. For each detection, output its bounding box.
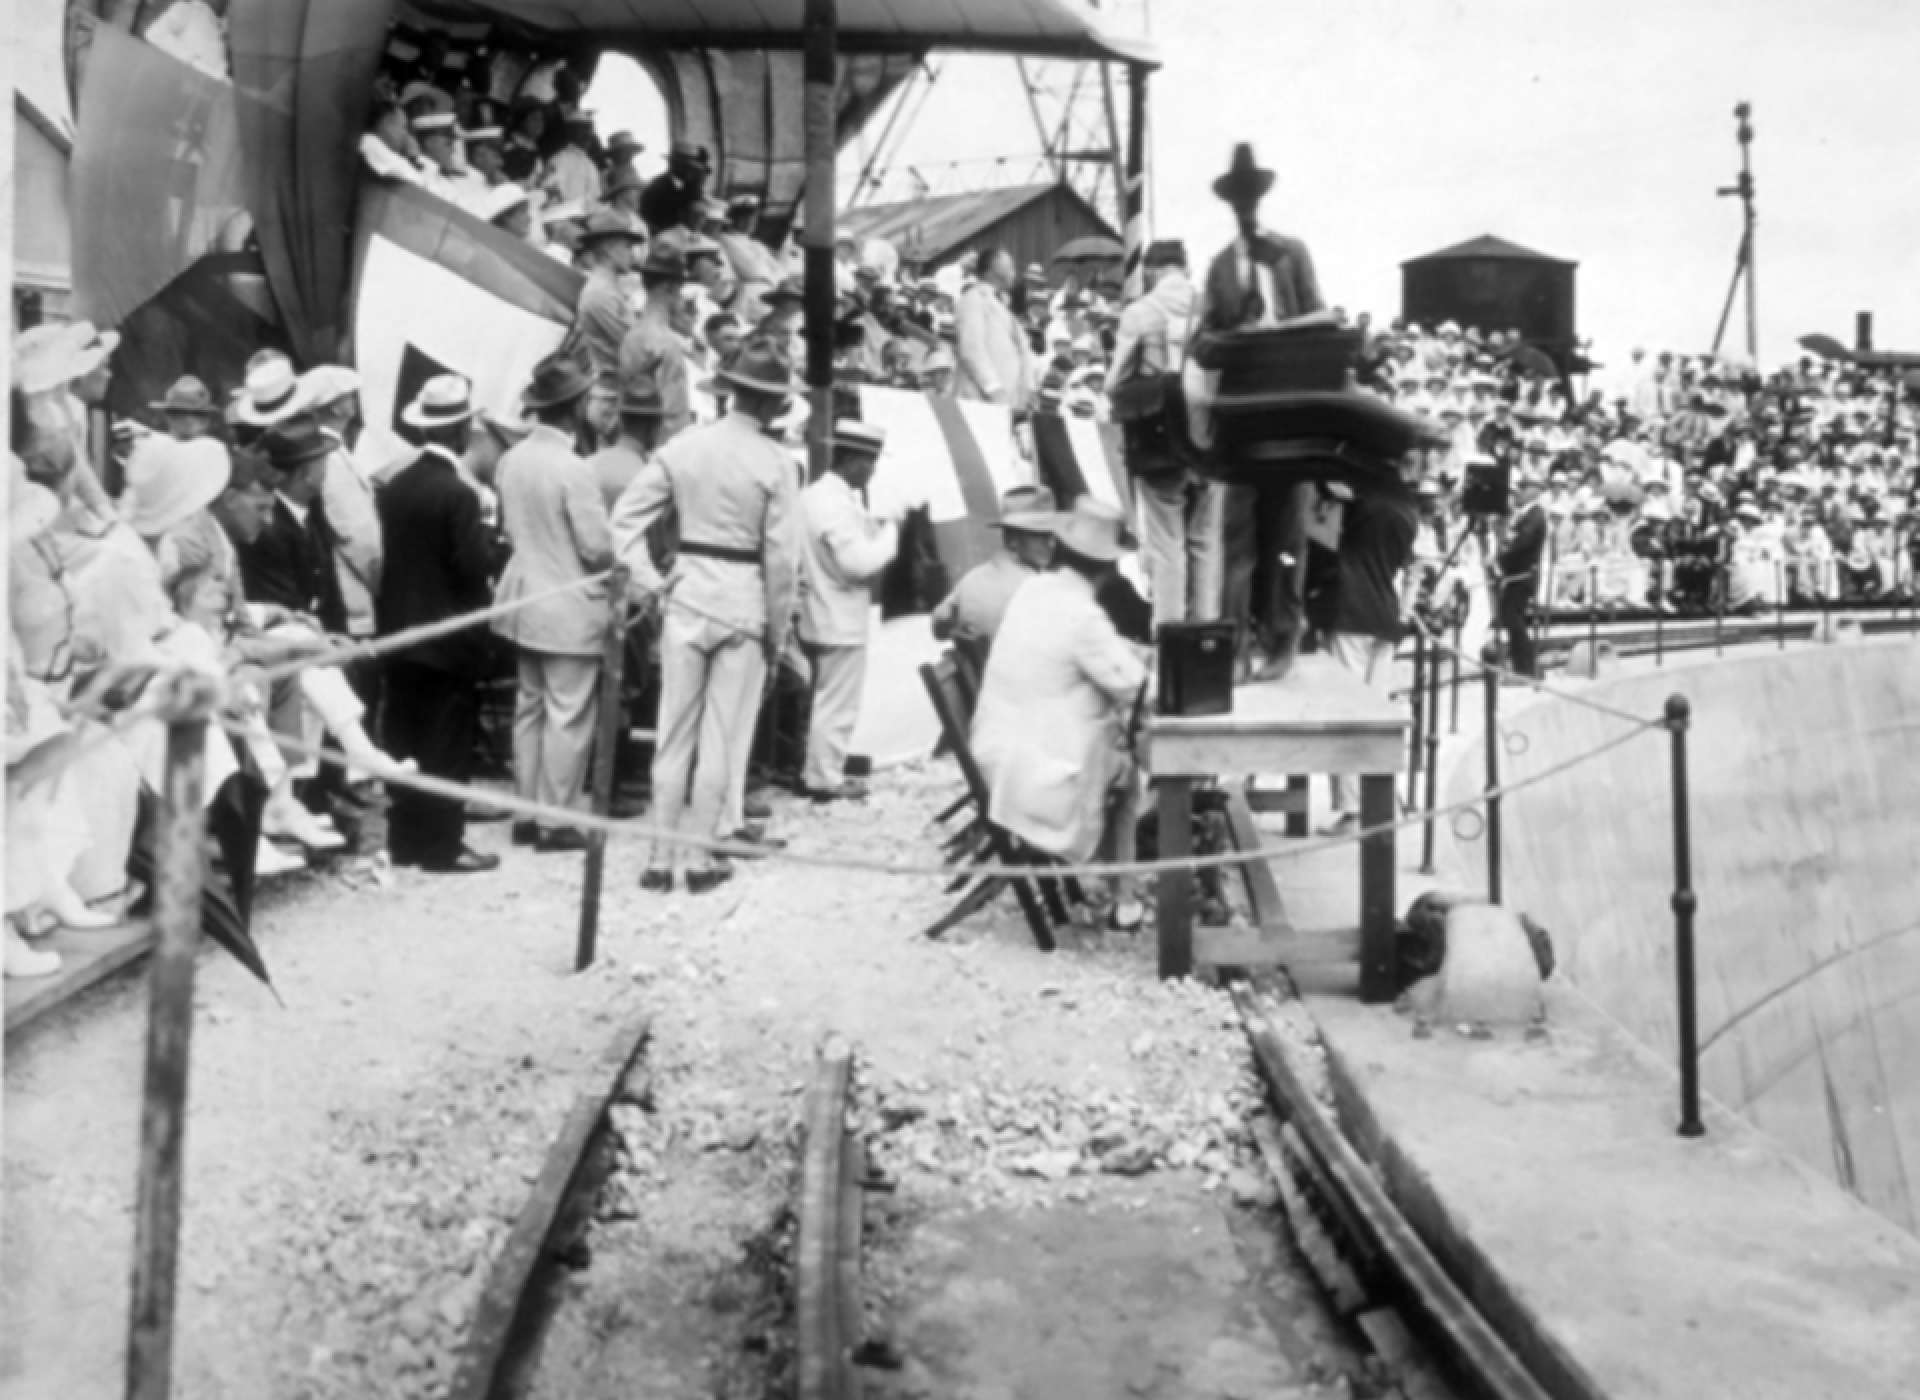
[610,341,801,894]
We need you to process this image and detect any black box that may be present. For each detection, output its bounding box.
[1157,622,1236,717]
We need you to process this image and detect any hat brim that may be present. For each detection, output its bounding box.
[151,400,219,417]
[121,455,232,537]
[1212,169,1275,201]
[400,402,478,429]
[234,384,316,428]
[716,367,800,398]
[522,380,593,411]
[997,510,1056,534]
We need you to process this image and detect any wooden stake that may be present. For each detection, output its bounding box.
[578,566,631,972]
[126,674,219,1400]
[803,0,839,486]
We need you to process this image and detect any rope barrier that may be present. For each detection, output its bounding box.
[221,710,1665,885]
[250,571,613,685]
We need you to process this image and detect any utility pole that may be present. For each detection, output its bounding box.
[1710,102,1757,363]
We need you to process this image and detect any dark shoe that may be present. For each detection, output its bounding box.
[511,821,541,847]
[744,794,773,821]
[724,826,787,858]
[535,828,590,853]
[685,864,735,895]
[804,781,869,804]
[419,847,501,875]
[639,867,675,893]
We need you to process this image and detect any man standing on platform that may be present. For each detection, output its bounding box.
[954,247,1033,413]
[1495,473,1549,679]
[1194,143,1325,679]
[797,421,900,803]
[491,353,614,853]
[1316,472,1420,836]
[573,209,647,432]
[610,342,801,895]
[617,241,695,443]
[377,375,503,874]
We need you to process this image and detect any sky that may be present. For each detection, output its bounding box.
[589,0,1920,372]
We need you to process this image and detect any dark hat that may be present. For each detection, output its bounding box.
[259,416,333,472]
[716,341,800,398]
[669,140,711,169]
[522,351,593,410]
[639,241,687,280]
[618,376,667,418]
[607,129,644,157]
[578,207,646,246]
[765,274,806,307]
[1212,143,1274,202]
[1143,239,1187,269]
[150,375,218,417]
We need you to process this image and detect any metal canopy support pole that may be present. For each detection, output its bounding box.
[1121,63,1149,299]
[126,677,218,1400]
[803,0,838,486]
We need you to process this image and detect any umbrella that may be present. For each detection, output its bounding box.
[1051,235,1124,264]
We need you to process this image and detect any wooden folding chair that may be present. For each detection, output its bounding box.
[918,657,1060,950]
[930,642,985,826]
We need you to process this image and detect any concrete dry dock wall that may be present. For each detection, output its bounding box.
[1445,637,1920,1233]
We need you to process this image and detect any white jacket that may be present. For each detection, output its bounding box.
[970,569,1148,861]
[797,473,898,647]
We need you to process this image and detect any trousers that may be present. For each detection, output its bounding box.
[802,642,867,791]
[383,660,476,865]
[651,612,765,870]
[1221,480,1310,666]
[1498,579,1538,677]
[1322,631,1397,812]
[513,649,601,828]
[1135,471,1225,627]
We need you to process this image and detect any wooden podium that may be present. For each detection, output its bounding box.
[1140,654,1407,1000]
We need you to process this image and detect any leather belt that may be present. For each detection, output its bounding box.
[678,540,759,565]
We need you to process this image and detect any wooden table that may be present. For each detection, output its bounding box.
[1140,653,1408,1000]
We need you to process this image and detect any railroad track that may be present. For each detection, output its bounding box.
[794,1036,872,1400]
[1234,980,1553,1400]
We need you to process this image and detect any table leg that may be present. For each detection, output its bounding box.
[1285,775,1309,838]
[1157,778,1194,980]
[1358,773,1397,1003]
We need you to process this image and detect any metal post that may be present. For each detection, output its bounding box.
[126,677,218,1400]
[1406,631,1427,809]
[1121,63,1149,299]
[1714,563,1725,656]
[1775,560,1786,649]
[1419,634,1442,876]
[577,566,631,972]
[1448,622,1462,735]
[1655,561,1667,667]
[1480,643,1502,905]
[1587,563,1599,666]
[1668,695,1704,1138]
[802,0,839,486]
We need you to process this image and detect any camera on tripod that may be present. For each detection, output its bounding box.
[1460,458,1513,517]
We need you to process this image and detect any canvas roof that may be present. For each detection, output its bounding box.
[1402,234,1575,267]
[449,0,1157,64]
[838,182,1106,261]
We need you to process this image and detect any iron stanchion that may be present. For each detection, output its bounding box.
[1714,563,1725,656]
[1480,642,1502,905]
[1775,561,1786,649]
[1587,564,1600,664]
[1406,631,1427,809]
[577,566,631,972]
[127,674,220,1400]
[1448,623,1462,735]
[1667,694,1704,1138]
[1419,631,1443,875]
[1655,562,1667,667]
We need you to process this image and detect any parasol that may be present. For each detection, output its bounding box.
[1051,235,1125,264]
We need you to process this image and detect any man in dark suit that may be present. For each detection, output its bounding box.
[1195,143,1325,679]
[376,375,504,874]
[1495,472,1549,678]
[240,417,347,633]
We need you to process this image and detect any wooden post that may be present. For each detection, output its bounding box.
[802,0,838,486]
[126,674,220,1400]
[1120,63,1149,299]
[1155,777,1194,979]
[577,566,630,972]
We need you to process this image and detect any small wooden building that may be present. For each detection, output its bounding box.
[1401,234,1577,368]
[839,180,1119,280]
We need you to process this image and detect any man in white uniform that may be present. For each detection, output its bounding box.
[610,343,801,894]
[796,420,899,801]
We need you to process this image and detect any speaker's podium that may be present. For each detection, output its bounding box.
[1149,320,1438,1000]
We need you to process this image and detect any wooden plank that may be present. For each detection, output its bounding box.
[1251,1113,1370,1317]
[1155,778,1195,979]
[1194,924,1358,969]
[797,1038,859,1400]
[1150,654,1407,731]
[1235,987,1554,1400]
[449,1011,653,1400]
[1224,792,1288,932]
[1358,774,1398,1004]
[1243,781,1308,814]
[1145,729,1404,782]
[5,921,156,1036]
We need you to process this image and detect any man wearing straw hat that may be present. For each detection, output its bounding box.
[610,341,802,895]
[930,484,1058,654]
[491,352,615,853]
[151,376,221,442]
[377,374,504,875]
[796,419,900,803]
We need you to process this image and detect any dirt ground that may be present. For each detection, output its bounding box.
[4,763,1372,1400]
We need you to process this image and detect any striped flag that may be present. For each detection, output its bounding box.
[1032,411,1134,519]
[349,180,583,469]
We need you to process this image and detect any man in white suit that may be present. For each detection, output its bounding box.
[970,497,1151,931]
[490,352,615,852]
[954,247,1033,413]
[796,420,900,801]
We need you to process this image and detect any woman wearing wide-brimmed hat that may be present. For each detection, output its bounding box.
[970,496,1151,931]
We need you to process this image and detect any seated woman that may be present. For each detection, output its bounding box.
[969,497,1151,932]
